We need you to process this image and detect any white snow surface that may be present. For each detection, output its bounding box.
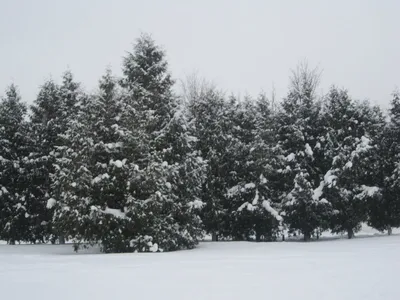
[360,185,380,197]
[286,153,296,161]
[305,143,313,156]
[324,170,337,187]
[1,233,400,300]
[46,198,56,209]
[244,182,256,189]
[345,161,353,169]
[312,181,324,201]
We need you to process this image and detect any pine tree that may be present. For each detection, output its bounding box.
[0,84,32,243]
[277,63,330,240]
[225,96,282,241]
[368,91,400,234]
[29,80,63,243]
[285,172,330,240]
[322,87,381,238]
[50,71,85,244]
[50,69,136,252]
[185,86,232,241]
[119,34,205,252]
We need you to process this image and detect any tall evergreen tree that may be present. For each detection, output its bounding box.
[225,96,282,241]
[185,85,233,241]
[50,69,135,252]
[51,71,85,244]
[368,91,400,234]
[30,79,64,243]
[0,85,32,243]
[120,34,205,252]
[277,64,330,240]
[321,87,381,238]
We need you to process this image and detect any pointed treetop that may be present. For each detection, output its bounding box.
[122,33,174,95]
[0,84,26,124]
[390,90,400,128]
[99,68,116,100]
[4,84,20,102]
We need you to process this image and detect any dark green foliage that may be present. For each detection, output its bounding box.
[368,91,400,233]
[0,85,48,243]
[1,35,399,250]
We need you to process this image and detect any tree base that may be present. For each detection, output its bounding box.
[347,229,354,239]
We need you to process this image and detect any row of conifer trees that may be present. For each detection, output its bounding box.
[0,34,399,252]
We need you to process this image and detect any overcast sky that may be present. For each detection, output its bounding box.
[1,0,399,108]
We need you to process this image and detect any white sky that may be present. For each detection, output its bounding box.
[1,0,399,108]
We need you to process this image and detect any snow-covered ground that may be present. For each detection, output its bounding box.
[1,231,400,300]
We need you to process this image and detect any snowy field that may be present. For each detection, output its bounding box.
[1,229,400,300]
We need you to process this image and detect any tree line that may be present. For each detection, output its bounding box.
[1,34,399,252]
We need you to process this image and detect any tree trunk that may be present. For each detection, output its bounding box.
[387,226,392,236]
[8,240,15,245]
[347,229,354,239]
[58,235,65,244]
[256,232,261,242]
[211,232,218,242]
[282,234,285,242]
[304,232,311,241]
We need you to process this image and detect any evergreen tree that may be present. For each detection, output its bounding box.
[30,75,83,244]
[368,91,400,234]
[225,96,282,241]
[0,85,32,243]
[186,86,232,241]
[277,64,330,240]
[51,69,136,252]
[120,34,205,252]
[285,172,330,240]
[322,87,381,238]
[50,71,85,244]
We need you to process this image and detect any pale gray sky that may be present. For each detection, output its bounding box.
[1,0,399,108]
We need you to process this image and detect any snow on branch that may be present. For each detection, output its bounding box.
[91,206,127,219]
[262,199,283,222]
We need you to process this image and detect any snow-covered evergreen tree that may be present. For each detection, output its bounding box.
[50,69,136,252]
[50,71,85,244]
[225,96,282,241]
[0,85,33,243]
[285,172,330,240]
[321,87,382,238]
[185,85,232,241]
[277,64,330,240]
[368,91,400,234]
[29,79,64,243]
[119,34,205,252]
